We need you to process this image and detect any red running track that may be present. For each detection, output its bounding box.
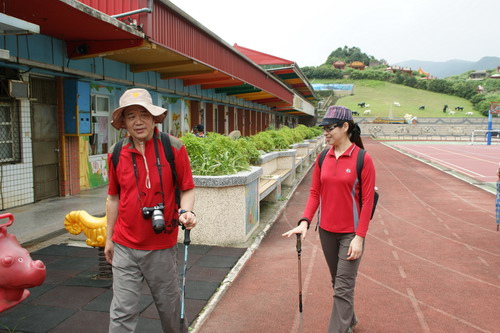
[198,139,499,333]
[385,141,500,184]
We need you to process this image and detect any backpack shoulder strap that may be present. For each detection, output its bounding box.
[318,147,329,171]
[160,132,175,166]
[111,139,125,170]
[160,132,181,208]
[357,148,366,207]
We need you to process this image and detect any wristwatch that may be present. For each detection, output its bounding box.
[178,209,196,216]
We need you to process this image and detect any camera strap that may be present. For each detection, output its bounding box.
[130,138,166,211]
[153,137,166,207]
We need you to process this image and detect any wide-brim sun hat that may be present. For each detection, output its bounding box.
[111,88,167,130]
[318,105,353,126]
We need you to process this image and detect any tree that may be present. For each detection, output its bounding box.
[325,46,377,66]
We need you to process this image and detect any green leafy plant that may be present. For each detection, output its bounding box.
[181,133,250,176]
[250,131,275,152]
[266,130,290,150]
[182,125,322,175]
[235,137,261,165]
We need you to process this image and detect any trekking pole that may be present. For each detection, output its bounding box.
[296,234,303,332]
[180,228,191,333]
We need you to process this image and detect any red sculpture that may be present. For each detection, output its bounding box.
[0,213,46,312]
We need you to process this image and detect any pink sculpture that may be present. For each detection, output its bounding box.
[0,213,46,312]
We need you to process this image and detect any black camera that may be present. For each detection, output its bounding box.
[142,203,165,234]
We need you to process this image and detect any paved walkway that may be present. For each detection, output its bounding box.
[1,139,498,332]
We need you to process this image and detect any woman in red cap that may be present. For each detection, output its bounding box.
[283,105,376,333]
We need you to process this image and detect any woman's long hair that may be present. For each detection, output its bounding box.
[346,121,364,149]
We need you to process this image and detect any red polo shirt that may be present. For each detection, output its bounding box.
[303,143,376,237]
[108,130,194,250]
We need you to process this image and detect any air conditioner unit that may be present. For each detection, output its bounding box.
[8,80,28,99]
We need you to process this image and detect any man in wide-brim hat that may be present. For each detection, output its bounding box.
[105,88,197,332]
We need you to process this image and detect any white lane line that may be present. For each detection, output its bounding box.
[477,257,489,267]
[371,234,500,289]
[397,145,487,178]
[437,217,443,223]
[407,288,430,332]
[444,224,451,230]
[392,250,400,261]
[452,232,462,240]
[384,229,389,236]
[359,273,491,333]
[387,238,394,246]
[380,206,497,257]
[399,266,407,279]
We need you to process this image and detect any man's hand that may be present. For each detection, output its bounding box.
[104,241,114,264]
[179,211,196,230]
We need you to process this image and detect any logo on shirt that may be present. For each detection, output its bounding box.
[346,168,351,173]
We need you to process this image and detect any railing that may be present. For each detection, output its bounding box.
[470,130,500,145]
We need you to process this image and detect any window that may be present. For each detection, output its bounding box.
[0,101,20,163]
[89,95,109,155]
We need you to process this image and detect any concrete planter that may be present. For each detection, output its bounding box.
[178,137,323,246]
[179,166,262,246]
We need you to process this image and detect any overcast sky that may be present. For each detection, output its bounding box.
[170,0,500,67]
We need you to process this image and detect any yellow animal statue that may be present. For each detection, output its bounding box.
[64,211,107,247]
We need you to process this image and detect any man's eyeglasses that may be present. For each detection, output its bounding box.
[322,123,343,132]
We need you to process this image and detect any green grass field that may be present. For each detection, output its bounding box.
[316,80,478,118]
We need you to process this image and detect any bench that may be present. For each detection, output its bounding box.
[292,143,311,173]
[256,150,296,202]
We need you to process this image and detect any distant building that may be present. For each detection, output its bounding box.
[469,70,488,80]
[349,61,366,70]
[332,61,346,69]
[401,67,413,76]
[491,66,500,79]
[418,67,431,79]
[386,65,413,76]
[369,60,386,67]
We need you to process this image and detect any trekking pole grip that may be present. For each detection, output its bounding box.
[184,228,191,246]
[296,234,301,253]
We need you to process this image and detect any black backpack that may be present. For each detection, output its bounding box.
[318,147,379,219]
[111,132,180,208]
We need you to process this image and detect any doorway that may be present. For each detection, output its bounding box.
[30,77,59,201]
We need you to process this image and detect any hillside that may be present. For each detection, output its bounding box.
[394,56,500,78]
[318,80,476,118]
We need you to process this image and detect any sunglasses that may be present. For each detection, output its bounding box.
[322,123,343,132]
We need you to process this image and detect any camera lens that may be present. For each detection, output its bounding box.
[152,209,165,233]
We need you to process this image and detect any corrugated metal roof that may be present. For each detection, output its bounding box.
[78,0,294,106]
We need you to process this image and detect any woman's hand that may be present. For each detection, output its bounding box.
[282,221,309,240]
[347,235,364,260]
